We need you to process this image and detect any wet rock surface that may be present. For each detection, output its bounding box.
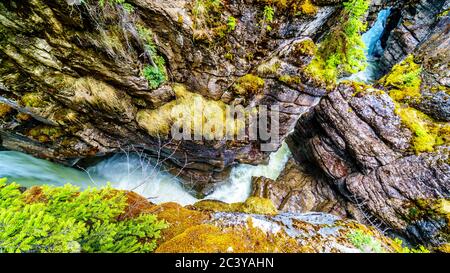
[251,158,352,218]
[288,83,450,248]
[0,0,337,191]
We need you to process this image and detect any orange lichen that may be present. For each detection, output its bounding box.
[150,202,210,242]
[156,218,302,253]
[0,103,12,118]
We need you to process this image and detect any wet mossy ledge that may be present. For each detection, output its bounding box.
[379,55,450,154]
[0,179,434,253]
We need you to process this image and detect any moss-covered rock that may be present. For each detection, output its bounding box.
[193,197,278,215]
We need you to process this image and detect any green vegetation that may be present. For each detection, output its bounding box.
[394,105,450,153]
[192,0,227,41]
[306,0,369,85]
[379,55,449,154]
[143,65,167,90]
[259,0,318,15]
[381,55,422,102]
[392,238,430,253]
[28,125,64,143]
[21,92,48,108]
[194,196,278,215]
[98,0,134,13]
[233,74,265,96]
[262,5,275,31]
[137,25,168,89]
[348,229,385,253]
[0,179,167,253]
[227,16,237,32]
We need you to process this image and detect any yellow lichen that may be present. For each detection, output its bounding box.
[136,84,245,138]
[150,202,209,243]
[395,104,450,153]
[156,218,301,253]
[257,60,282,76]
[194,197,278,215]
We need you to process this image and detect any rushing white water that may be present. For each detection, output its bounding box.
[0,142,291,205]
[343,8,391,83]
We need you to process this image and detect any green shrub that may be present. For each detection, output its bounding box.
[143,64,167,90]
[137,25,168,89]
[348,229,385,253]
[0,179,167,253]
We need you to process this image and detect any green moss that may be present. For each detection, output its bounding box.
[21,92,47,108]
[137,25,168,89]
[233,74,265,96]
[279,75,302,85]
[98,0,134,13]
[0,180,167,253]
[257,60,282,76]
[380,55,449,154]
[226,16,237,32]
[28,125,64,143]
[240,197,278,215]
[395,104,450,153]
[293,38,316,57]
[259,0,318,15]
[381,55,422,102]
[191,0,234,42]
[391,238,430,253]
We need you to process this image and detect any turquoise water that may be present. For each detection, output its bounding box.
[0,142,291,205]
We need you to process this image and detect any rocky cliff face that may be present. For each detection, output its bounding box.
[287,83,449,248]
[285,0,450,249]
[0,0,340,193]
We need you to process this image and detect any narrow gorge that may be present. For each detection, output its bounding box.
[0,0,448,253]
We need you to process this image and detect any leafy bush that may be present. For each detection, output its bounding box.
[0,179,167,253]
[143,64,167,90]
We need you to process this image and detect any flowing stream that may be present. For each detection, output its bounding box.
[0,142,291,205]
[0,10,390,205]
